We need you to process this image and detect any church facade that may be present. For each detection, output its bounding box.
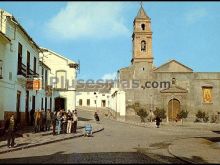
[117,6,220,122]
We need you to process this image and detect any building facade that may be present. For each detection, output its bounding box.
[0,9,78,128]
[117,6,220,122]
[40,48,78,112]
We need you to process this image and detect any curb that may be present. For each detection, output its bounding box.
[0,126,104,155]
[167,143,196,164]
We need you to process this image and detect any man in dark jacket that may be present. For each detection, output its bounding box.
[4,114,17,148]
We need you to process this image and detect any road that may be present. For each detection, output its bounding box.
[0,109,206,164]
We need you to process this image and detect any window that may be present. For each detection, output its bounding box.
[0,60,3,79]
[79,99,82,106]
[202,86,213,103]
[141,40,146,52]
[17,43,22,72]
[56,70,66,89]
[9,72,12,81]
[141,24,145,30]
[42,67,44,89]
[41,98,44,109]
[45,69,48,87]
[87,99,90,106]
[27,51,30,76]
[33,57,37,74]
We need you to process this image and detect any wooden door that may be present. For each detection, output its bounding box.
[168,99,180,121]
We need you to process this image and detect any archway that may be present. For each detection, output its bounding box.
[55,97,66,112]
[168,99,180,121]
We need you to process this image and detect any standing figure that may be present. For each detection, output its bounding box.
[51,111,57,135]
[62,112,67,134]
[67,110,73,134]
[94,112,100,123]
[155,116,161,128]
[41,109,46,131]
[72,111,78,133]
[46,109,52,131]
[30,108,35,126]
[56,110,62,135]
[34,109,41,133]
[4,114,17,148]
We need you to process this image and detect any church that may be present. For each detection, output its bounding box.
[117,5,220,122]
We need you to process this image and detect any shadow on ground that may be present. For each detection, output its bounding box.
[0,151,208,164]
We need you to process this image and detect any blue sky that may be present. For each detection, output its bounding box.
[1,2,220,80]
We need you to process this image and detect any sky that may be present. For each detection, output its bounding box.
[1,1,220,80]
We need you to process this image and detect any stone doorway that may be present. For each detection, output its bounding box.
[168,99,180,121]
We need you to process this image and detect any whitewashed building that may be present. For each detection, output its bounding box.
[0,9,43,126]
[76,83,112,108]
[40,48,79,112]
[0,9,78,128]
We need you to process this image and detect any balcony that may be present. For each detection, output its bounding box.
[17,63,27,77]
[27,68,39,78]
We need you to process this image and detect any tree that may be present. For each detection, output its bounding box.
[195,110,209,123]
[127,102,148,122]
[153,107,166,120]
[177,109,189,125]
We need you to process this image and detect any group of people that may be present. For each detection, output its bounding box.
[30,108,78,135]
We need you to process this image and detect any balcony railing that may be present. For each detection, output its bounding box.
[17,63,27,77]
[27,68,39,78]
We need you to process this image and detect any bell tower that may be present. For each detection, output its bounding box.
[131,4,153,66]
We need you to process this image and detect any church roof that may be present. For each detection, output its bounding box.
[154,59,193,73]
[135,6,150,20]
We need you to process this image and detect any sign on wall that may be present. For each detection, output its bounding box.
[26,78,41,90]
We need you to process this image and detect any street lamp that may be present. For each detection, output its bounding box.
[0,60,3,79]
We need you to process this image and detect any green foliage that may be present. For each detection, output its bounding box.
[210,114,218,123]
[128,102,148,122]
[153,107,166,119]
[177,109,189,119]
[195,110,209,123]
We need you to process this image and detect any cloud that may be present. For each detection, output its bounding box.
[185,8,208,24]
[45,2,130,40]
[102,72,117,80]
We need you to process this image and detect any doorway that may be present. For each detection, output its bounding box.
[16,91,21,124]
[55,97,65,111]
[25,90,29,125]
[168,99,180,121]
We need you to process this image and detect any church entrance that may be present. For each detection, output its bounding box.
[168,99,180,121]
[55,97,66,112]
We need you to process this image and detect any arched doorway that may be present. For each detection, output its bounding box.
[55,97,66,112]
[168,99,180,121]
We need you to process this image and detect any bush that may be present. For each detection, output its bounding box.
[153,107,166,120]
[129,102,149,122]
[136,108,148,122]
[177,109,189,120]
[210,114,218,123]
[195,110,209,123]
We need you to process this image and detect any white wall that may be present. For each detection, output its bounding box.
[76,91,111,108]
[109,88,126,117]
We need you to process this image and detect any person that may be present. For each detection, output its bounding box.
[56,110,62,135]
[34,109,41,133]
[62,112,67,134]
[41,109,46,131]
[51,111,57,135]
[30,108,35,126]
[66,110,73,134]
[72,111,78,133]
[4,114,17,148]
[94,112,100,123]
[46,109,52,131]
[155,116,161,128]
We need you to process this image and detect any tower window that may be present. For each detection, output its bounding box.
[141,24,145,30]
[141,40,146,52]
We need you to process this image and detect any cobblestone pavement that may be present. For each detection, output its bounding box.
[0,109,220,164]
